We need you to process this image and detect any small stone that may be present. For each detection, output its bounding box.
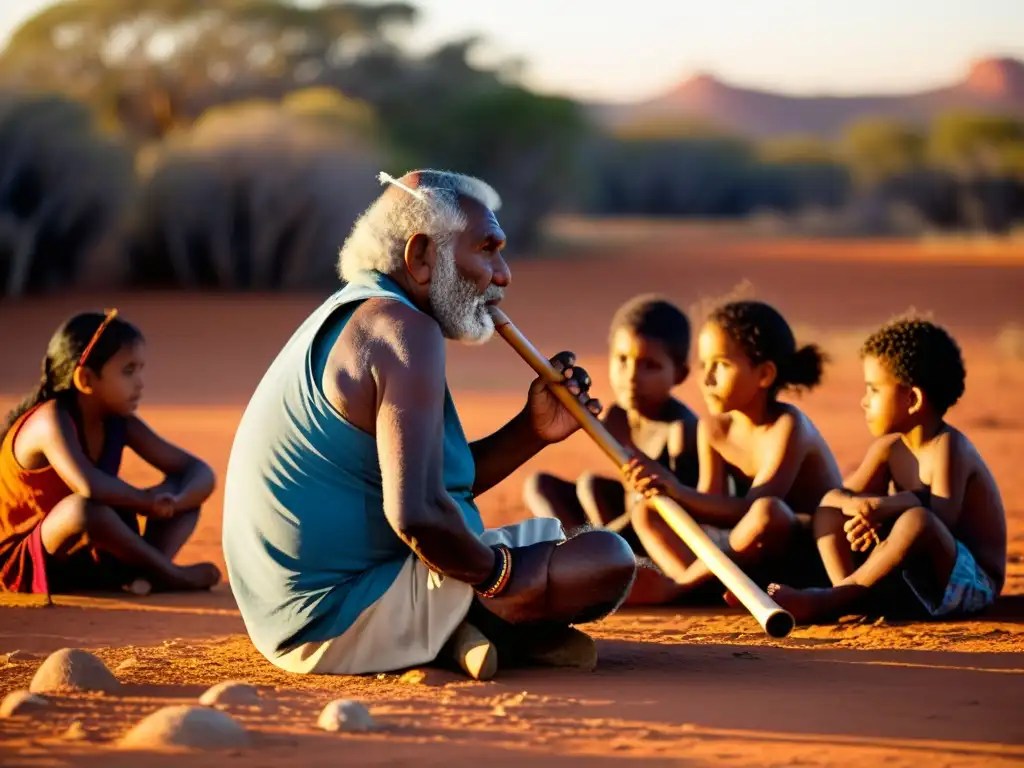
[4,650,38,662]
[120,705,250,750]
[316,700,374,733]
[29,649,120,694]
[399,669,427,685]
[0,690,49,718]
[198,681,261,708]
[124,579,152,597]
[398,668,449,686]
[63,720,89,740]
[115,657,139,673]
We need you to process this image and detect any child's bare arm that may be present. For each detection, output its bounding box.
[126,416,216,511]
[35,403,158,512]
[920,432,966,530]
[820,435,896,509]
[629,413,805,527]
[695,420,726,495]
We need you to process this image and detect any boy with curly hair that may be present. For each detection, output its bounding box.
[768,316,1006,624]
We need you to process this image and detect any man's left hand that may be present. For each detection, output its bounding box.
[525,351,602,444]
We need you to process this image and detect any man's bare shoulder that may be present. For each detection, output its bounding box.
[342,298,445,374]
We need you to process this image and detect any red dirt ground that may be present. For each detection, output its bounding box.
[1,223,1023,765]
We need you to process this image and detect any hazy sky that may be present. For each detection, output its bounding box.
[2,0,1023,102]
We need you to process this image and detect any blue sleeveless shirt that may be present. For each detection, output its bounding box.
[222,270,483,658]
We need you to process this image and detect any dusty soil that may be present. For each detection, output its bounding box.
[1,224,1023,765]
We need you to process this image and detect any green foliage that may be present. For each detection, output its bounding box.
[840,118,926,186]
[0,91,135,297]
[124,89,385,290]
[383,83,589,248]
[928,112,1024,175]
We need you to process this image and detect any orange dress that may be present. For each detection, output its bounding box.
[0,404,126,593]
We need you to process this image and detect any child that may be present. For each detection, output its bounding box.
[0,309,220,595]
[622,300,842,605]
[768,317,1006,624]
[523,294,702,554]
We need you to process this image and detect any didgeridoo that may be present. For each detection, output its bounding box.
[488,306,795,639]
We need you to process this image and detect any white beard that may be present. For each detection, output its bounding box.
[428,243,503,345]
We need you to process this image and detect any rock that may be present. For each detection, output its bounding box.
[124,579,152,597]
[120,705,250,750]
[198,681,261,708]
[63,720,90,741]
[0,690,49,718]
[115,657,139,673]
[317,699,374,733]
[3,650,38,662]
[29,649,120,694]
[398,668,449,686]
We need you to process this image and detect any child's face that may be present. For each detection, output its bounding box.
[698,322,764,415]
[608,328,680,416]
[94,341,146,416]
[860,355,913,436]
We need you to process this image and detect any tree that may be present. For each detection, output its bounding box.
[124,88,385,290]
[840,118,925,188]
[0,91,134,297]
[928,113,1024,232]
[0,0,418,141]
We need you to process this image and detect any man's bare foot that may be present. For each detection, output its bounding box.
[444,621,498,681]
[509,625,598,671]
[767,583,855,625]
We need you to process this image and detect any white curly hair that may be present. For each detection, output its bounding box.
[337,169,502,284]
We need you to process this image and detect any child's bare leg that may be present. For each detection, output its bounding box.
[40,495,219,591]
[575,472,628,529]
[675,497,795,591]
[630,500,697,584]
[143,508,200,559]
[633,497,794,595]
[814,505,857,585]
[769,506,958,624]
[622,561,688,605]
[523,472,587,531]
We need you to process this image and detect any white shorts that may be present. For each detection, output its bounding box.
[270,518,566,675]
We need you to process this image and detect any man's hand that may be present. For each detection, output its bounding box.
[525,351,602,444]
[621,454,668,499]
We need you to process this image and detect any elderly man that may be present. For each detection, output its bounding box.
[223,170,636,680]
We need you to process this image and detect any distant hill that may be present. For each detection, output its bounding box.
[590,57,1024,138]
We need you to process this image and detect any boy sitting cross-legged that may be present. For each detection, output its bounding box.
[769,316,1007,624]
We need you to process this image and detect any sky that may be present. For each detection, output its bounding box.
[2,0,1023,103]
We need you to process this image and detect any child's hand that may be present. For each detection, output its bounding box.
[149,491,178,519]
[621,454,668,499]
[844,513,880,552]
[840,495,881,522]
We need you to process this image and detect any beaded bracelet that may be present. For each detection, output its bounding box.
[474,545,512,598]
